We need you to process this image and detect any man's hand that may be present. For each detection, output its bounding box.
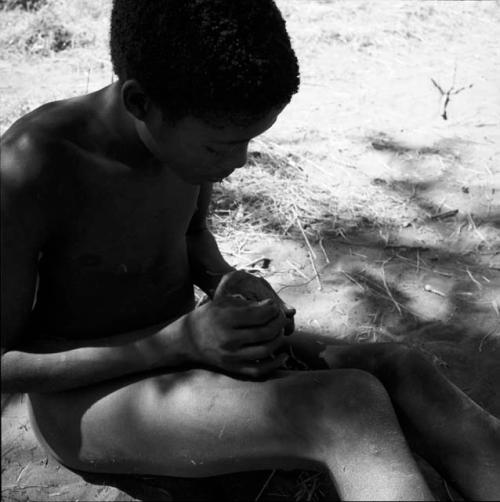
[185,295,289,378]
[215,270,296,336]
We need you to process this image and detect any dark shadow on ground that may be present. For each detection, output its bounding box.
[366,132,498,228]
[367,133,461,159]
[75,468,337,502]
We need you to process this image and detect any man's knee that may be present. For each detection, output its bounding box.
[283,370,394,434]
[276,369,401,462]
[326,369,393,420]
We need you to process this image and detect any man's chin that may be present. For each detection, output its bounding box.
[167,166,227,185]
[165,166,203,185]
[185,176,213,186]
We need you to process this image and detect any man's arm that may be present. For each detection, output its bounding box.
[186,183,296,334]
[1,320,196,394]
[186,183,235,297]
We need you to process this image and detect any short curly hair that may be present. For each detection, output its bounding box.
[110,0,300,123]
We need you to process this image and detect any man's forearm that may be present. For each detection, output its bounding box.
[1,315,194,394]
[187,228,235,297]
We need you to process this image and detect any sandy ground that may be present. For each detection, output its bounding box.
[2,1,499,501]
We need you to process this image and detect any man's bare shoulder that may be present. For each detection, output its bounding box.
[1,95,96,191]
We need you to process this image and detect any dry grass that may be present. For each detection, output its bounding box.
[0,0,112,135]
[0,0,109,57]
[210,137,415,252]
[210,141,341,241]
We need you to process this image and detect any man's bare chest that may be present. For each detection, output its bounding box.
[33,160,201,335]
[55,159,200,270]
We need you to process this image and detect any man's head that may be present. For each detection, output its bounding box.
[110,0,300,125]
[110,0,300,184]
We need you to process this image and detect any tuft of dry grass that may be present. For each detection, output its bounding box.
[0,0,109,57]
[0,0,113,134]
[0,0,46,10]
[210,139,356,246]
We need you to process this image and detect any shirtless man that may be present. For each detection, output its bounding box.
[2,1,499,500]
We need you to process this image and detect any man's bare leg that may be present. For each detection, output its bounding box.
[29,368,434,501]
[305,340,500,501]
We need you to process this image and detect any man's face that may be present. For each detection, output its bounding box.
[140,108,282,185]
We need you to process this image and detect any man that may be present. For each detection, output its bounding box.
[2,1,498,500]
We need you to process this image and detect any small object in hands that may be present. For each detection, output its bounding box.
[215,270,277,301]
[424,284,446,297]
[214,270,296,335]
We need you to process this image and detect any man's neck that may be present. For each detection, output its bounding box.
[96,83,156,165]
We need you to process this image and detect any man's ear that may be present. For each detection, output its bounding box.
[121,80,152,121]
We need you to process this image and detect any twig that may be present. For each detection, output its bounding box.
[492,300,499,317]
[85,65,92,93]
[478,329,498,352]
[430,209,458,220]
[466,267,482,290]
[443,478,455,500]
[292,203,322,290]
[318,235,330,264]
[341,271,365,291]
[431,78,444,95]
[218,423,226,439]
[434,270,454,278]
[15,463,31,484]
[385,245,429,252]
[395,254,454,277]
[350,250,367,259]
[380,259,402,315]
[467,213,486,242]
[287,260,309,280]
[424,284,447,297]
[277,264,331,295]
[431,75,473,120]
[255,470,276,502]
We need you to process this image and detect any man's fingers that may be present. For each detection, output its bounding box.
[232,299,282,327]
[284,316,295,336]
[235,335,286,360]
[233,353,289,379]
[283,302,296,318]
[234,314,287,344]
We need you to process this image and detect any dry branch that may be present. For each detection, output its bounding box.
[431,74,473,120]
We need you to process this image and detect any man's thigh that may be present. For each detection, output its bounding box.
[28,367,328,477]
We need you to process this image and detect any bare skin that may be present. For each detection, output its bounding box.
[1,81,498,500]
